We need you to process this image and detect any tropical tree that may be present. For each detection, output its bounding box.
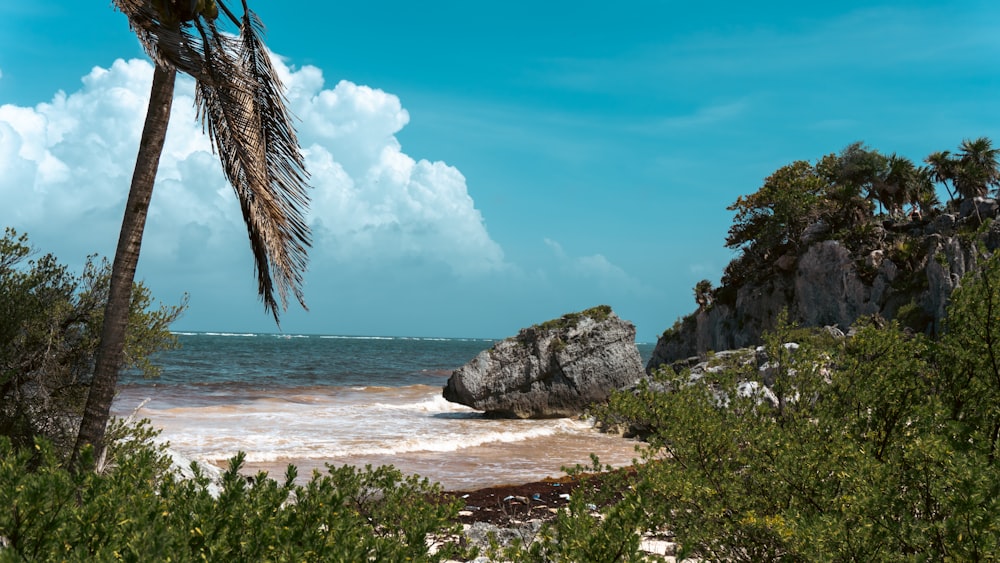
[73,0,311,465]
[909,165,940,218]
[954,137,1000,200]
[925,150,958,204]
[878,154,926,219]
[814,148,873,231]
[829,141,888,212]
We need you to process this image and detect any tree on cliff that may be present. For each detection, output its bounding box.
[725,162,827,264]
[827,141,887,211]
[926,150,958,204]
[926,138,1000,204]
[73,0,311,466]
[954,137,1000,200]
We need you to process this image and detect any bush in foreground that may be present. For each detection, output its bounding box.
[495,255,1000,562]
[0,420,471,562]
[565,262,1000,561]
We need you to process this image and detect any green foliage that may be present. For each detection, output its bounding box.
[0,420,471,562]
[718,139,993,294]
[725,160,830,272]
[949,137,1000,200]
[936,251,1000,461]
[895,300,934,333]
[490,457,655,563]
[0,228,185,458]
[581,266,1000,559]
[534,305,613,332]
[693,279,714,309]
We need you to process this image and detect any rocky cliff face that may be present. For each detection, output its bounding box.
[648,200,1000,371]
[443,306,645,418]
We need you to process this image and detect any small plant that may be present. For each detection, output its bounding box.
[693,279,714,309]
[535,305,613,332]
[895,300,933,333]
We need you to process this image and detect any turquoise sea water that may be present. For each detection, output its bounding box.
[112,332,654,490]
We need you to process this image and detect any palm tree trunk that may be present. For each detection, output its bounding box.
[72,63,177,468]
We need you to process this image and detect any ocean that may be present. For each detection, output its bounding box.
[111,332,654,490]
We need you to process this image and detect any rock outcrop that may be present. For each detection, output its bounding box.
[443,305,644,418]
[648,200,1000,371]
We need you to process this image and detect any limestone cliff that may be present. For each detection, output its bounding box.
[648,199,1000,371]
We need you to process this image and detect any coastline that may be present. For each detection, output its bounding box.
[224,426,643,492]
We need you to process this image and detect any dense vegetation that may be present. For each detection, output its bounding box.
[491,139,1000,560]
[548,250,1000,560]
[0,229,183,460]
[0,232,473,560]
[0,420,471,561]
[721,138,998,293]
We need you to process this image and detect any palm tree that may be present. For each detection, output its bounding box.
[833,141,889,213]
[910,165,940,219]
[72,0,310,466]
[925,150,957,205]
[876,154,917,218]
[954,137,1000,200]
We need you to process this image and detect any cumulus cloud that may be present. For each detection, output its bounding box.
[0,56,505,279]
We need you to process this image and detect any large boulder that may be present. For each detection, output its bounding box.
[443,306,644,418]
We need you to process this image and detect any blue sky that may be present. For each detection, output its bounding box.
[1,1,998,342]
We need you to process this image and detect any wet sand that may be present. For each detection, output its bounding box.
[232,429,644,491]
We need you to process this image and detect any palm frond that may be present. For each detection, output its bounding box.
[194,13,310,321]
[238,9,310,309]
[113,0,311,322]
[111,0,206,77]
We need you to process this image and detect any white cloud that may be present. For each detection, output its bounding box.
[543,238,645,294]
[653,100,748,130]
[0,56,505,278]
[283,73,505,275]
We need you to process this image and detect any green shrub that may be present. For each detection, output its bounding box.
[535,305,613,332]
[895,300,933,333]
[555,259,1000,560]
[0,421,472,562]
[0,228,185,459]
[488,457,653,563]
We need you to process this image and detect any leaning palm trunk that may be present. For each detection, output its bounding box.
[72,64,177,467]
[72,0,310,466]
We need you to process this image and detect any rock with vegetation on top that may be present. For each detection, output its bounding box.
[443,305,644,418]
[647,188,1000,372]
